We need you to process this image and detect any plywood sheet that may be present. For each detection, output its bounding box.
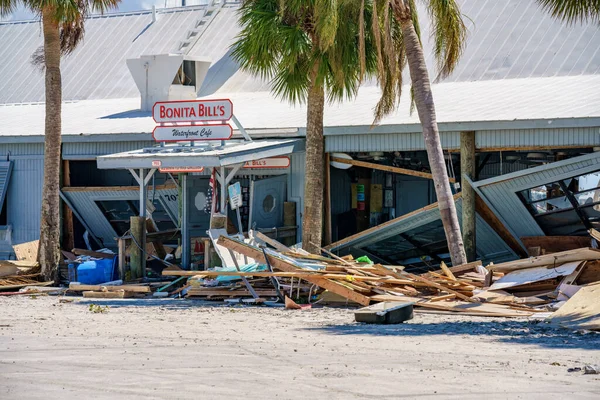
[12,240,39,262]
[489,261,582,291]
[548,283,600,331]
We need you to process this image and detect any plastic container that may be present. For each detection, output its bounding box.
[67,263,77,282]
[76,258,117,285]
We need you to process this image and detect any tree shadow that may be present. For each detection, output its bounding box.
[76,298,230,310]
[198,50,240,96]
[303,319,600,350]
[100,109,151,119]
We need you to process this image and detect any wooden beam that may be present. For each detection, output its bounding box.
[129,216,146,280]
[330,157,456,183]
[324,153,332,245]
[216,236,371,306]
[61,159,75,252]
[69,283,150,293]
[460,131,476,261]
[325,193,462,250]
[520,236,591,253]
[474,193,527,258]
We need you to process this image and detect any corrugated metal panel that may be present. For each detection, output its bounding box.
[325,132,461,152]
[473,151,600,239]
[0,7,209,104]
[330,197,516,264]
[0,143,44,156]
[326,126,600,153]
[62,186,179,248]
[7,158,44,244]
[476,127,600,149]
[63,141,156,158]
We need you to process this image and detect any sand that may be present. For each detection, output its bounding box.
[1,296,599,399]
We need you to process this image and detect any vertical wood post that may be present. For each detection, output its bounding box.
[460,131,476,262]
[324,153,332,245]
[130,216,146,280]
[61,160,75,251]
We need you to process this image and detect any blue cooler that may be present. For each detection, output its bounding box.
[76,258,117,285]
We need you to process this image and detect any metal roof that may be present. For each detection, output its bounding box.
[0,6,211,104]
[0,0,598,107]
[1,75,599,141]
[96,139,305,169]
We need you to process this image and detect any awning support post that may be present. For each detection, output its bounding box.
[181,174,190,269]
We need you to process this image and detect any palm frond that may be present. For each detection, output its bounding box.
[537,0,600,24]
[428,0,467,81]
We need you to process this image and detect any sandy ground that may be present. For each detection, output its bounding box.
[0,296,599,400]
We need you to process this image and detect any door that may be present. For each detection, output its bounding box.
[395,177,432,215]
[249,175,287,229]
[186,176,211,238]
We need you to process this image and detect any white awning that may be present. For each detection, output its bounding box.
[96,139,304,170]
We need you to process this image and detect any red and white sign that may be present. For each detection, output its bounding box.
[243,156,290,169]
[153,99,233,123]
[152,160,162,167]
[159,166,205,173]
[152,124,233,142]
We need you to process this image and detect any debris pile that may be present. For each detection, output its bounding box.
[156,234,600,326]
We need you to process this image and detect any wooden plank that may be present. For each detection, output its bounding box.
[253,231,291,253]
[12,240,39,262]
[71,248,116,259]
[439,261,457,281]
[402,271,477,303]
[330,157,456,183]
[590,228,600,242]
[216,236,371,306]
[430,294,456,302]
[520,236,591,253]
[82,290,132,299]
[548,283,600,331]
[475,194,527,258]
[326,193,462,250]
[69,283,150,293]
[489,248,600,273]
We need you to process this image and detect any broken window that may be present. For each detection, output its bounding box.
[96,200,177,236]
[518,170,600,235]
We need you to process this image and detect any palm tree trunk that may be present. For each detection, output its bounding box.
[397,16,468,266]
[39,8,63,282]
[302,61,325,254]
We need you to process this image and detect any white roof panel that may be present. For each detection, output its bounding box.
[0,75,598,139]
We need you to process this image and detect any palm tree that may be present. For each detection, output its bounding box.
[537,0,600,24]
[231,0,375,254]
[0,1,120,281]
[362,0,469,266]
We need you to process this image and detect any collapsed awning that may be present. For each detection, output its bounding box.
[96,139,305,170]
